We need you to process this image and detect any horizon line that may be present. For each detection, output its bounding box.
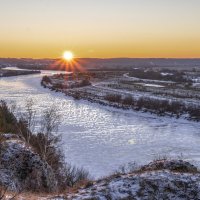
[1,57,200,60]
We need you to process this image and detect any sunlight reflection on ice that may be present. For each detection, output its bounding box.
[128,139,135,145]
[0,71,200,178]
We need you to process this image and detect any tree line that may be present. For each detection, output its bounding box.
[104,94,200,120]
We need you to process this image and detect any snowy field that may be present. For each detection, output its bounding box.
[0,71,200,178]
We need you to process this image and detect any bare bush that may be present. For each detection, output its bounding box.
[18,99,36,144]
[122,95,134,105]
[114,161,138,175]
[105,94,122,103]
[58,163,90,188]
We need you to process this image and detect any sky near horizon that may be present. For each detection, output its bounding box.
[0,0,200,58]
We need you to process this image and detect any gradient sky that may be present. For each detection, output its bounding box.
[0,0,200,58]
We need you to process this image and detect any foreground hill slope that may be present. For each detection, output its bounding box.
[67,160,200,200]
[0,133,57,192]
[1,135,200,199]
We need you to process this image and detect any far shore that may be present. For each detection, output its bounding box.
[0,68,41,78]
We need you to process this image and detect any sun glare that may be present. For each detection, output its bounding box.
[63,51,74,61]
[54,51,84,72]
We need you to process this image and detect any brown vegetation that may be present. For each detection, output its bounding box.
[0,101,90,193]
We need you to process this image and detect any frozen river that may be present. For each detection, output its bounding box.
[0,70,200,178]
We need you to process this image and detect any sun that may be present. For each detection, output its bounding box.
[63,51,74,61]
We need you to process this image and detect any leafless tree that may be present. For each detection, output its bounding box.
[24,99,36,144]
[16,99,37,144]
[38,106,62,161]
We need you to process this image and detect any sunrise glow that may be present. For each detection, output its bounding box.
[63,51,74,61]
[0,1,200,58]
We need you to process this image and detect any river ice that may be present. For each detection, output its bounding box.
[0,71,200,178]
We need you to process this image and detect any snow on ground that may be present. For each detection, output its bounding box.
[161,72,174,76]
[123,73,175,83]
[92,82,200,106]
[1,160,200,200]
[67,160,200,200]
[136,83,165,88]
[68,172,200,199]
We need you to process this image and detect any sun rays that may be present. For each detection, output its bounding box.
[48,51,86,74]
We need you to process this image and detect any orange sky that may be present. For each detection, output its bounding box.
[0,0,200,58]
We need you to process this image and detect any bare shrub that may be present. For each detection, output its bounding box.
[72,91,81,100]
[65,164,90,187]
[17,99,36,144]
[105,94,122,103]
[122,95,134,105]
[114,161,138,175]
[57,163,90,189]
